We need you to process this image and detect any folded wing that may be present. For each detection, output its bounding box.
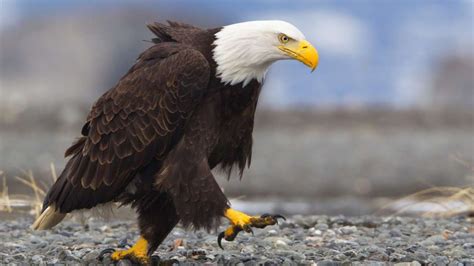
[43,43,210,213]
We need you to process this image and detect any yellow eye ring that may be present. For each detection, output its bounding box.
[278,34,290,43]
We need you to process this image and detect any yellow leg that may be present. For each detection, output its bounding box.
[218,208,285,249]
[110,236,150,264]
[225,208,253,226]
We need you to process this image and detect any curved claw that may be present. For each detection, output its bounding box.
[273,214,286,221]
[243,225,254,235]
[217,231,225,250]
[97,248,115,261]
[150,255,160,266]
[261,213,286,224]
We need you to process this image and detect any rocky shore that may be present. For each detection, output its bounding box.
[0,215,472,265]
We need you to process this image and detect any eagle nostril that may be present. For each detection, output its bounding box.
[302,46,308,49]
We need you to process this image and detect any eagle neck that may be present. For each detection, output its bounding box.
[212,27,273,87]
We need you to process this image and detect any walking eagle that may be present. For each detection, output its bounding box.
[32,20,318,263]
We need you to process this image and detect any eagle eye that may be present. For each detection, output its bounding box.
[278,33,290,44]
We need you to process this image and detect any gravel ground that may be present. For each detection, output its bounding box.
[0,215,473,265]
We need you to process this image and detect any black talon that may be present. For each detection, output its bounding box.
[97,248,115,261]
[217,231,225,250]
[261,213,286,224]
[151,255,161,266]
[243,225,254,235]
[274,214,286,221]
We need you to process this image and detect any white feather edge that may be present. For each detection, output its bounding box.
[31,202,119,230]
[31,205,66,230]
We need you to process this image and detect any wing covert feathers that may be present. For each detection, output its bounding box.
[70,46,210,190]
[147,21,202,44]
[41,44,210,214]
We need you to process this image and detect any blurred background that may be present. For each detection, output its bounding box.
[0,0,473,217]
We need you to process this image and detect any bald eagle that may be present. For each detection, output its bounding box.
[32,20,318,263]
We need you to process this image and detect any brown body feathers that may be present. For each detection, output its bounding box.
[35,21,261,251]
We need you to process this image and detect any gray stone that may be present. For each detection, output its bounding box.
[433,256,450,265]
[267,229,278,236]
[82,250,100,261]
[463,243,474,249]
[31,254,44,263]
[57,249,80,261]
[116,259,134,266]
[240,245,255,254]
[294,215,319,228]
[275,250,305,261]
[390,229,402,237]
[339,226,357,235]
[333,253,347,261]
[394,262,421,266]
[12,253,27,261]
[317,260,342,266]
[343,250,357,258]
[389,252,405,262]
[315,223,329,231]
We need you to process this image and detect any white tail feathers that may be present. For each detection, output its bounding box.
[31,205,66,230]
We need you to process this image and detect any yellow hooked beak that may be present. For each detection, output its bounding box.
[279,40,319,72]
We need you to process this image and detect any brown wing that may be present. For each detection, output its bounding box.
[44,43,210,212]
[147,21,207,46]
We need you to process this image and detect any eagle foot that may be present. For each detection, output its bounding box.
[98,236,151,265]
[218,209,285,249]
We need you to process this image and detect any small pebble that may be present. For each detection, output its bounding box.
[267,229,278,236]
[274,239,288,248]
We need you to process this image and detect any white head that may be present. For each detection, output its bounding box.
[213,20,318,86]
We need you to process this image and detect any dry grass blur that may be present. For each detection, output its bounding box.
[383,186,474,218]
[0,164,57,218]
[381,157,474,218]
[0,171,12,213]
